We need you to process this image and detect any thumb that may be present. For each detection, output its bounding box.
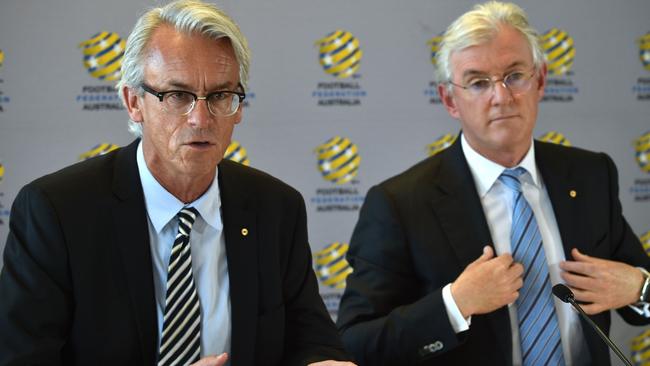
[215,353,228,365]
[191,353,229,366]
[571,248,592,262]
[468,245,494,268]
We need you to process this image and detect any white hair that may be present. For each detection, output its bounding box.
[436,1,544,86]
[116,0,251,137]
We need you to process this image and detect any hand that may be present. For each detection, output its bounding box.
[308,361,357,366]
[559,248,644,314]
[451,246,523,318]
[190,353,228,366]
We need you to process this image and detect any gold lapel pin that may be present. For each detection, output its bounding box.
[241,228,249,236]
[569,190,577,198]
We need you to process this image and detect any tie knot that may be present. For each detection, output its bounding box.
[499,167,527,192]
[177,207,199,234]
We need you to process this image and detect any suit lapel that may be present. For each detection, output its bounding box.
[218,161,259,366]
[428,140,494,268]
[535,141,584,258]
[427,139,512,362]
[111,140,158,365]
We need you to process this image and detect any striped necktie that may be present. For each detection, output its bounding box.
[158,207,202,366]
[500,168,565,366]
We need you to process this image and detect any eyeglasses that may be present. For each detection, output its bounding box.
[141,83,246,117]
[448,68,537,98]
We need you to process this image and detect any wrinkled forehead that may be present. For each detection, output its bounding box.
[143,26,240,88]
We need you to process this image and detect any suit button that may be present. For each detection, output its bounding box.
[420,340,444,355]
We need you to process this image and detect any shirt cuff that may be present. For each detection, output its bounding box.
[630,267,650,317]
[629,302,650,318]
[442,283,471,333]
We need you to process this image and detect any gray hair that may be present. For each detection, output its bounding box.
[116,0,251,137]
[436,1,544,85]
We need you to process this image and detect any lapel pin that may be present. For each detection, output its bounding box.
[569,190,577,198]
[241,228,249,236]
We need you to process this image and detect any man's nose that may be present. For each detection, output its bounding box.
[187,99,213,127]
[491,80,513,105]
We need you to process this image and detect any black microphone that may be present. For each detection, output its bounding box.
[552,284,633,366]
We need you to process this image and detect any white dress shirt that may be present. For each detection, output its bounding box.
[136,141,231,358]
[441,135,589,365]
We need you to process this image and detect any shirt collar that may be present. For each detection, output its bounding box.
[460,134,540,197]
[136,141,223,233]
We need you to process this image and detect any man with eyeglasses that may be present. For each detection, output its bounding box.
[0,1,355,366]
[337,2,650,365]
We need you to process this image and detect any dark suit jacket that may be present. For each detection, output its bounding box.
[0,139,348,366]
[337,138,650,365]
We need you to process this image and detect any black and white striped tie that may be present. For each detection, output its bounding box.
[158,207,202,366]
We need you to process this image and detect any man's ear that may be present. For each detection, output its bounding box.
[438,83,461,119]
[536,63,548,102]
[122,86,144,123]
[232,105,243,125]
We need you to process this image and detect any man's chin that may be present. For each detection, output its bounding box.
[178,154,220,172]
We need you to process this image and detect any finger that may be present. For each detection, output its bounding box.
[467,246,494,269]
[580,302,606,315]
[561,271,597,291]
[503,277,523,298]
[570,287,598,303]
[509,262,524,278]
[571,248,599,263]
[559,260,595,276]
[191,353,229,366]
[215,353,229,366]
[515,277,523,291]
[505,290,519,305]
[493,252,514,267]
[481,245,494,260]
[501,263,523,285]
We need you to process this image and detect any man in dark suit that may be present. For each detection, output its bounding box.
[0,1,354,365]
[337,2,650,365]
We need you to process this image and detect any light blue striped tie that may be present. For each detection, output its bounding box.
[500,168,565,366]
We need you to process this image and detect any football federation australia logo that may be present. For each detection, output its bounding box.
[428,34,443,68]
[541,28,575,76]
[427,133,457,157]
[224,141,250,166]
[79,31,126,81]
[315,242,353,289]
[539,131,572,147]
[315,136,361,184]
[0,162,4,183]
[0,49,4,70]
[79,143,119,161]
[641,230,650,256]
[635,132,650,173]
[315,30,362,79]
[640,32,650,72]
[632,329,650,365]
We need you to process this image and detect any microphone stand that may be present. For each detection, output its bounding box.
[553,284,633,366]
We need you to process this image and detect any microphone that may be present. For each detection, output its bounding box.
[552,284,633,366]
